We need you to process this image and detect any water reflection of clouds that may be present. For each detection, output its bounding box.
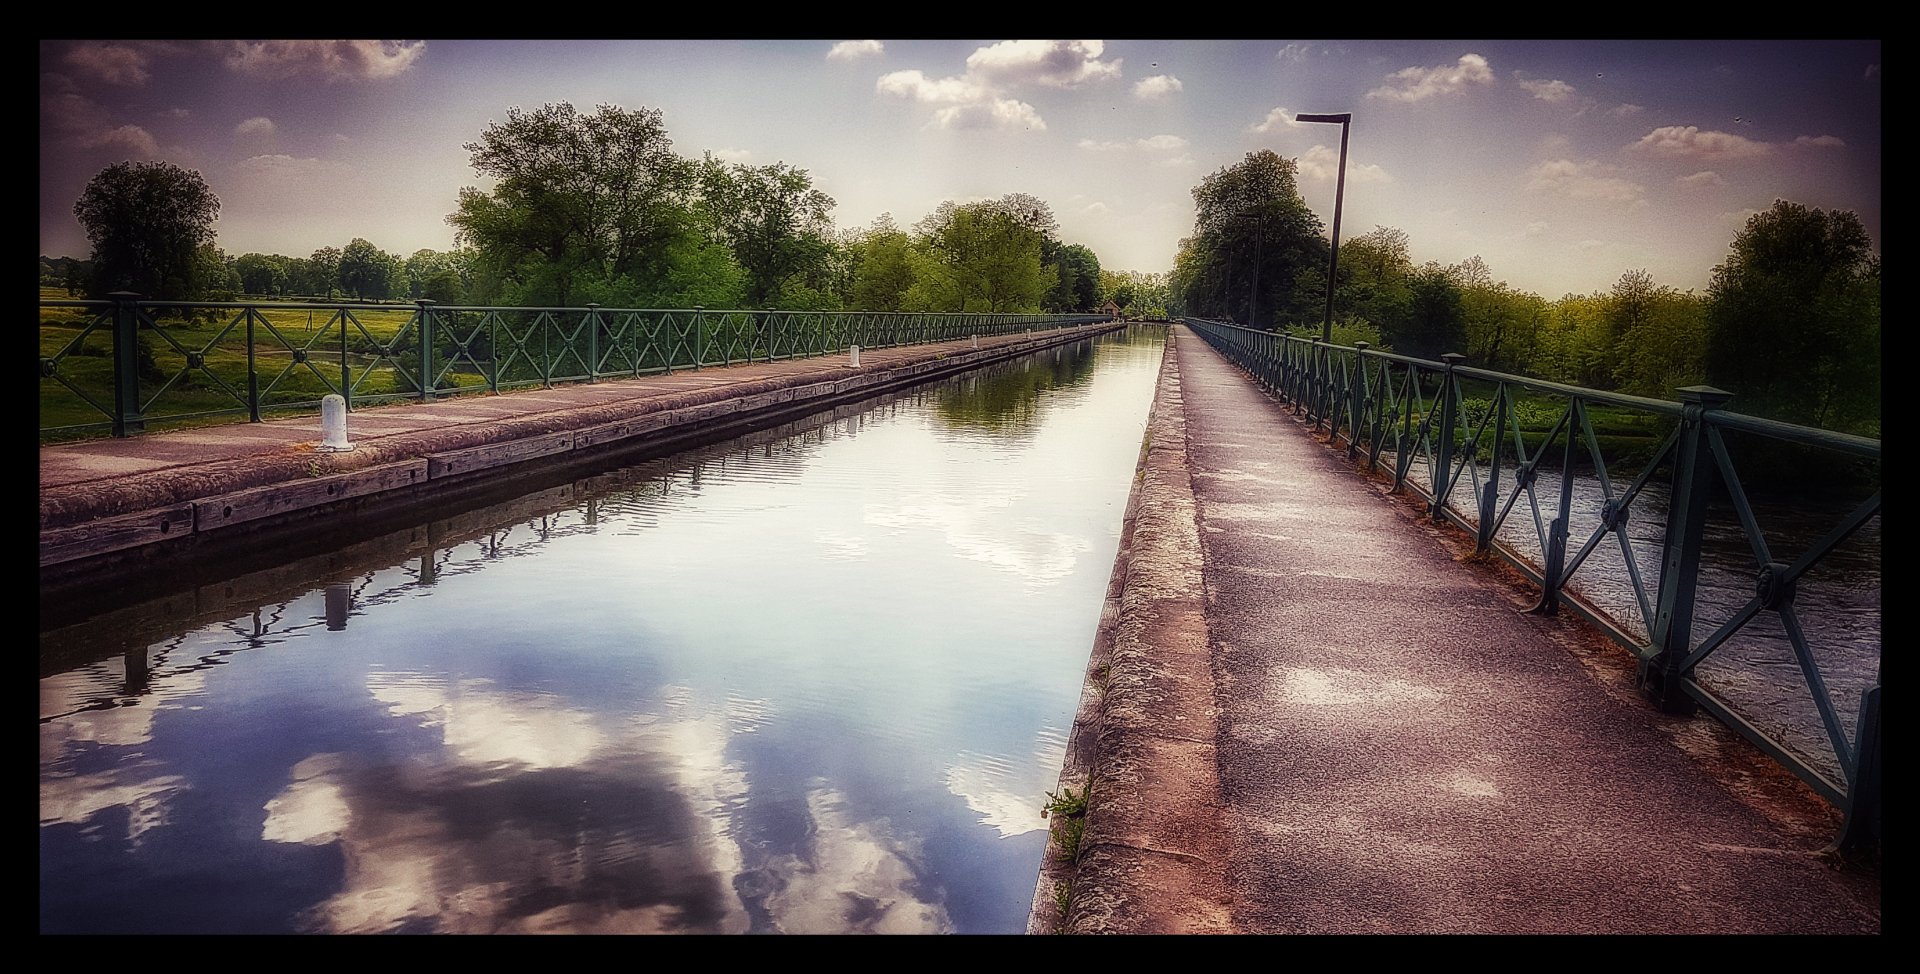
[368,674,603,771]
[39,766,187,846]
[866,495,1092,588]
[41,667,208,845]
[944,729,1067,838]
[253,677,949,932]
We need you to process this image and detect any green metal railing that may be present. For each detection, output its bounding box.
[1185,317,1881,852]
[37,294,1108,440]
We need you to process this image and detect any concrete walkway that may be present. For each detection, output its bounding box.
[1054,327,1878,934]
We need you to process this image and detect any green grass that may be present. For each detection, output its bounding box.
[1043,779,1092,865]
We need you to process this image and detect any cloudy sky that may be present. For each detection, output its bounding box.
[40,39,1880,299]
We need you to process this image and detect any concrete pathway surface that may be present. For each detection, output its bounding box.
[1056,327,1878,934]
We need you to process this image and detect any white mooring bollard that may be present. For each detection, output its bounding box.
[318,394,354,452]
[849,344,861,367]
[971,334,979,349]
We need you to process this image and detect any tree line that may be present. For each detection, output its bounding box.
[1169,150,1880,435]
[58,102,1156,318]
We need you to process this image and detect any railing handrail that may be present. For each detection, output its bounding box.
[1182,316,1879,455]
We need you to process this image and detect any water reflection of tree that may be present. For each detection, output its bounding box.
[930,342,1098,438]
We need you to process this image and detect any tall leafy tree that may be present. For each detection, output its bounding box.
[338,238,401,300]
[848,214,918,312]
[696,156,838,308]
[1705,200,1879,432]
[448,102,696,306]
[1176,150,1327,327]
[911,198,1053,312]
[1045,243,1101,312]
[1392,263,1467,359]
[72,161,220,299]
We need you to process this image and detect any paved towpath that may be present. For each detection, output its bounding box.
[1053,326,1878,934]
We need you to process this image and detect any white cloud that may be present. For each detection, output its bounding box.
[827,40,884,61]
[1298,144,1391,184]
[876,69,988,104]
[1153,155,1196,169]
[1865,64,1879,79]
[1084,201,1111,214]
[1608,103,1645,118]
[1136,134,1187,151]
[1525,158,1645,204]
[1276,43,1313,62]
[963,39,1120,88]
[880,41,1121,133]
[165,107,191,118]
[233,154,352,180]
[234,116,276,138]
[1629,125,1771,160]
[222,40,425,81]
[1133,74,1183,99]
[1367,53,1494,102]
[1539,134,1571,152]
[709,147,753,163]
[1794,134,1846,148]
[83,124,160,157]
[1076,139,1128,151]
[65,42,151,85]
[1518,78,1576,103]
[41,73,108,134]
[1677,170,1725,188]
[1248,107,1301,133]
[930,98,1045,131]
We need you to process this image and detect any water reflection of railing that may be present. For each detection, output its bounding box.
[1184,317,1880,851]
[38,294,1111,440]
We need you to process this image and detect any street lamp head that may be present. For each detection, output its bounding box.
[1295,113,1351,124]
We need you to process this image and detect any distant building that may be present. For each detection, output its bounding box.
[1101,299,1124,319]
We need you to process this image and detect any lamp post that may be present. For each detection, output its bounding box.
[1295,113,1350,345]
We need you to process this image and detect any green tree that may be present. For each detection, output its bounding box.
[1392,263,1467,359]
[1333,225,1414,339]
[848,215,918,312]
[72,161,220,299]
[1175,150,1328,328]
[1045,243,1102,312]
[234,253,287,296]
[338,238,401,300]
[448,102,696,306]
[1705,200,1880,432]
[303,247,343,298]
[696,156,838,308]
[911,197,1055,312]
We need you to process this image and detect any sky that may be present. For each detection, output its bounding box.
[40,39,1881,300]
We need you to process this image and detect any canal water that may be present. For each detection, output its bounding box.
[39,326,1168,934]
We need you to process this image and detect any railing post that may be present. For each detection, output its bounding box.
[1832,684,1880,855]
[693,305,705,369]
[1432,353,1466,520]
[1348,342,1369,459]
[246,308,261,423]
[1476,386,1507,552]
[1639,385,1732,713]
[586,303,601,381]
[108,291,144,436]
[1531,400,1580,615]
[340,307,352,409]
[417,299,436,401]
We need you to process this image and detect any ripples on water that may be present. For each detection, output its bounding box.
[39,328,1168,934]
